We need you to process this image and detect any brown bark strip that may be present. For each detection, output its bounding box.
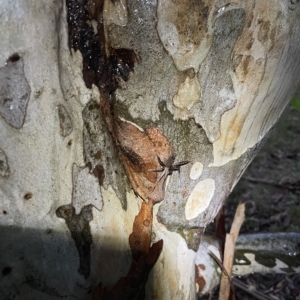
[129,201,153,259]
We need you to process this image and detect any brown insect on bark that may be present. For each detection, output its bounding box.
[113,118,189,203]
[149,155,189,191]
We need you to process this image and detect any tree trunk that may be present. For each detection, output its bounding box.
[1,0,300,299]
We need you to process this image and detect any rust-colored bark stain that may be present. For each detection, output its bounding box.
[92,200,163,300]
[195,264,206,293]
[129,201,153,259]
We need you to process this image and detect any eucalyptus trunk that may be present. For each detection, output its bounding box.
[1,1,300,299]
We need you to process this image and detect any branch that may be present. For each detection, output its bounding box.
[196,232,300,296]
[242,176,300,191]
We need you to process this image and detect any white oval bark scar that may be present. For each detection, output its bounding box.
[189,162,203,180]
[185,178,215,220]
[173,76,201,111]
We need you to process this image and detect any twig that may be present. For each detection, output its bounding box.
[242,176,300,191]
[232,277,276,300]
[219,203,245,300]
[208,251,231,281]
[208,251,235,299]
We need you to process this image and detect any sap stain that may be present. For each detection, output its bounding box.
[92,150,102,160]
[56,204,93,278]
[66,0,135,93]
[8,53,20,62]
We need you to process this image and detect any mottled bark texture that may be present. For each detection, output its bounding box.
[0,0,300,299]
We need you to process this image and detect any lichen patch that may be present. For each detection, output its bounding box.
[185,178,215,220]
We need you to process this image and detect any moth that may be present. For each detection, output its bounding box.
[113,117,188,203]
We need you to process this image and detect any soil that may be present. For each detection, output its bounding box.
[203,102,300,300]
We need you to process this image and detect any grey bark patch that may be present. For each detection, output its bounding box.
[108,0,184,121]
[71,164,103,213]
[0,55,31,129]
[0,149,9,177]
[196,9,245,142]
[156,139,253,231]
[176,228,203,251]
[58,104,73,137]
[82,100,128,210]
[289,0,300,11]
[56,204,93,279]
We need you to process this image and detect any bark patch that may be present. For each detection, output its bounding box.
[0,149,9,177]
[56,204,93,279]
[0,54,31,129]
[58,104,73,137]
